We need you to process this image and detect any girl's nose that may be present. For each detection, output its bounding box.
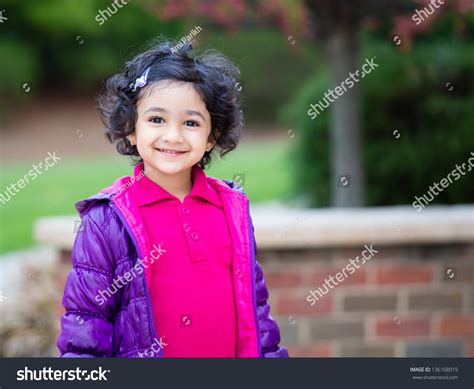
[161,122,184,143]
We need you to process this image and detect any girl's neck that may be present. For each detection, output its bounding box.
[143,163,193,203]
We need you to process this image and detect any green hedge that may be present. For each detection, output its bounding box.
[281,35,474,207]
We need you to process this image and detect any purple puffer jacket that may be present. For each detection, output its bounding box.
[57,172,289,358]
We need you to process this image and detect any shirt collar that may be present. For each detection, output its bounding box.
[131,162,222,208]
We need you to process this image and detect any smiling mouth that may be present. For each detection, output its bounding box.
[155,148,188,156]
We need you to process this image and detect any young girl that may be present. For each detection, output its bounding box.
[57,40,288,358]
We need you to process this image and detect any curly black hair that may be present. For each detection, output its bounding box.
[97,38,243,169]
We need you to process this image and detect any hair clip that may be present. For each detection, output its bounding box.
[131,67,150,92]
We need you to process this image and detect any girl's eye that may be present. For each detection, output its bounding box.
[184,120,199,127]
[149,117,164,124]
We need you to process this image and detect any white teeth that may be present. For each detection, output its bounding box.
[158,148,185,154]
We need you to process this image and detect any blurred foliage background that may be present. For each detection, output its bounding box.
[0,0,316,121]
[283,20,474,206]
[0,0,473,252]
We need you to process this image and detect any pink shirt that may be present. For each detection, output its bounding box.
[130,162,237,357]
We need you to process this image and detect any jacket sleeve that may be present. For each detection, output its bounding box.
[251,224,289,358]
[57,205,119,357]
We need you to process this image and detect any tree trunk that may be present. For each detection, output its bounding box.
[326,27,365,207]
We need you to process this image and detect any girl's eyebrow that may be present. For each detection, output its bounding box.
[143,107,167,115]
[185,110,206,122]
[143,107,206,122]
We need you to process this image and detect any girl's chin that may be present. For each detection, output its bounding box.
[147,159,194,175]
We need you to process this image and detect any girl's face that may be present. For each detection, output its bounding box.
[129,80,215,176]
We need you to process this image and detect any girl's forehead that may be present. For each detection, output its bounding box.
[137,80,209,115]
[142,80,201,100]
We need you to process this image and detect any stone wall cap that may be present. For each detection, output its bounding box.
[34,205,474,250]
[251,204,474,248]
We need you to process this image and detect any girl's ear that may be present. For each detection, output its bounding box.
[127,134,137,146]
[206,139,216,152]
[207,130,219,151]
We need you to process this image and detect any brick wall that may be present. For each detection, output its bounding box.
[54,243,473,357]
[262,243,474,357]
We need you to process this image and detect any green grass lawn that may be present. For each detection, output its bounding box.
[0,139,293,253]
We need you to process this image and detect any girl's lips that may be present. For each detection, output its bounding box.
[155,148,188,157]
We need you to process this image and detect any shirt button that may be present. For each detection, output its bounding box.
[182,207,190,215]
[183,223,190,232]
[236,269,243,278]
[191,232,199,240]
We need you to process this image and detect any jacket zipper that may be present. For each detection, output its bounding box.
[245,197,262,357]
[110,201,163,357]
